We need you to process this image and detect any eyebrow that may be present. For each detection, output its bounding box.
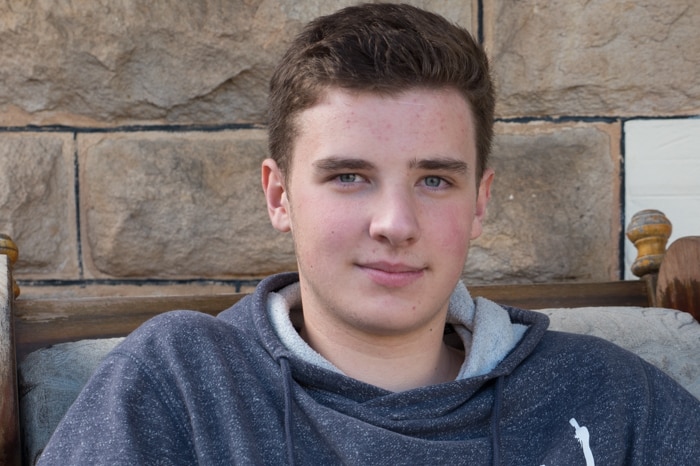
[313,157,376,172]
[409,157,469,174]
[312,156,469,174]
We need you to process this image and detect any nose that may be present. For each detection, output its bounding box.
[368,187,421,247]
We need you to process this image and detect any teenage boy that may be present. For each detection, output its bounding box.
[40,3,699,465]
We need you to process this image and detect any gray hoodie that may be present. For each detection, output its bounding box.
[39,272,700,465]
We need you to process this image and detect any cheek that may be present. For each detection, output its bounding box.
[428,204,474,255]
[292,199,362,252]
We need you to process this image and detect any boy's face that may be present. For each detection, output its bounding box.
[263,87,493,339]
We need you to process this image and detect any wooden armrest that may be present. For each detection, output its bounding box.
[626,210,699,319]
[14,293,246,360]
[470,281,650,309]
[0,235,19,298]
[656,236,700,320]
[0,237,20,465]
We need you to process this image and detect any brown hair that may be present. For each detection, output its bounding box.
[267,3,495,180]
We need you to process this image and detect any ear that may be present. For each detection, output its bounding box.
[261,158,291,232]
[470,168,494,240]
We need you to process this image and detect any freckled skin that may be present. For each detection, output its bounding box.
[262,88,493,386]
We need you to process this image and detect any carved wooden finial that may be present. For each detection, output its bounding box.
[0,233,20,297]
[626,209,672,278]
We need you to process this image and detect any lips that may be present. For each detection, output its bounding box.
[358,261,426,288]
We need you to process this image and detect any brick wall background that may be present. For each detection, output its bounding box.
[1,0,698,298]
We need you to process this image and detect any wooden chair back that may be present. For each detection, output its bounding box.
[1,209,698,465]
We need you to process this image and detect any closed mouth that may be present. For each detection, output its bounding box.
[357,262,426,287]
[359,262,424,273]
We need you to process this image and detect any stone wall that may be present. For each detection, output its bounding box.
[1,0,698,298]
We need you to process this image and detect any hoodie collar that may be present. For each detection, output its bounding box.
[265,277,534,381]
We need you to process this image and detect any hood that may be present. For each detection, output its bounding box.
[218,272,550,395]
[218,272,551,465]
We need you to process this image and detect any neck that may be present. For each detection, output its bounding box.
[299,315,464,392]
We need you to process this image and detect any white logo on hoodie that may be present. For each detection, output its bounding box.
[569,418,595,466]
[539,418,595,466]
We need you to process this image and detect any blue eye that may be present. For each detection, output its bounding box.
[424,176,443,188]
[338,173,359,183]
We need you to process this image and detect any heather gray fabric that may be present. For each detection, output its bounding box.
[37,273,700,465]
[543,306,700,399]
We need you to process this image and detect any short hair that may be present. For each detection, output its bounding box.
[267,2,495,181]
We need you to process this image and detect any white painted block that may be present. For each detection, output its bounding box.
[624,118,700,279]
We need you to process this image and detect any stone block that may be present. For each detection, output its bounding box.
[465,122,621,284]
[0,1,473,127]
[0,133,78,277]
[485,0,700,117]
[79,130,295,278]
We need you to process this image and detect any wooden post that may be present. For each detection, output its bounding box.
[626,209,672,306]
[0,235,21,465]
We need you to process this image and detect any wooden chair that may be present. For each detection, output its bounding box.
[1,209,699,465]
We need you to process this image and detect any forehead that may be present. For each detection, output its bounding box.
[289,87,476,170]
[304,86,473,123]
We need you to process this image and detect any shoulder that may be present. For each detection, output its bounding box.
[515,330,657,403]
[125,310,237,352]
[526,330,699,416]
[105,307,263,382]
[534,330,653,377]
[511,330,700,452]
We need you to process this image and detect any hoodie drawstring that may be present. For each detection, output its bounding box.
[490,375,505,466]
[279,357,296,466]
